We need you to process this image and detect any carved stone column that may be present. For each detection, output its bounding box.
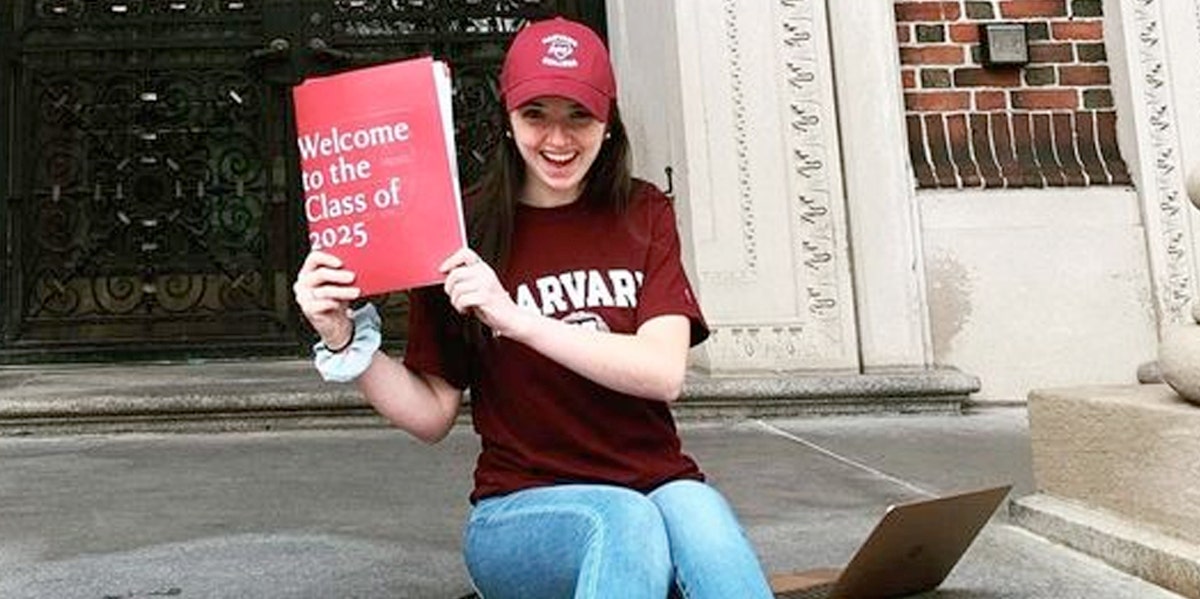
[664,0,858,373]
[1104,0,1199,331]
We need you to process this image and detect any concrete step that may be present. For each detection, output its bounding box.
[0,359,979,435]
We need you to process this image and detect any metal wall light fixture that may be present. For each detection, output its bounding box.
[980,22,1030,67]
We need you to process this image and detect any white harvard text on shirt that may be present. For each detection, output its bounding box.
[514,269,645,316]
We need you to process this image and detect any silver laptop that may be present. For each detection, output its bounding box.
[770,484,1012,599]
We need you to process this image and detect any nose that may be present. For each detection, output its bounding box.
[545,121,570,145]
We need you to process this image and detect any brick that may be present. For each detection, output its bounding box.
[1013,88,1079,109]
[1083,88,1114,108]
[923,114,960,187]
[1059,65,1110,85]
[1024,66,1057,86]
[900,45,967,65]
[975,90,1008,110]
[895,2,962,22]
[897,24,912,43]
[1032,113,1067,186]
[1026,22,1051,41]
[969,113,1004,186]
[965,1,995,19]
[916,24,946,42]
[1010,113,1046,187]
[1028,42,1073,62]
[990,113,1024,186]
[1096,111,1132,185]
[947,114,983,187]
[902,68,918,89]
[905,90,972,111]
[1074,111,1111,184]
[1076,42,1107,62]
[954,67,1023,87]
[1052,21,1104,40]
[922,68,954,88]
[1053,112,1088,185]
[906,115,939,188]
[1071,0,1103,17]
[949,23,980,42]
[1000,0,1068,18]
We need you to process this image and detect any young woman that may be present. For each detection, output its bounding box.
[293,16,774,599]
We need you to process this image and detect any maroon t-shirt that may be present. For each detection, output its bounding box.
[404,180,709,503]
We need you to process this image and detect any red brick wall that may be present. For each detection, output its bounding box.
[895,0,1130,188]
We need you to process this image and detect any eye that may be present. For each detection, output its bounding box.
[519,106,546,121]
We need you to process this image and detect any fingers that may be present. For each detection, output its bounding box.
[441,247,486,310]
[293,251,361,315]
[294,287,359,321]
[302,283,357,304]
[436,249,520,335]
[443,269,477,313]
[294,270,359,299]
[300,250,343,274]
[442,257,499,316]
[296,251,354,286]
[447,282,490,315]
[438,247,481,273]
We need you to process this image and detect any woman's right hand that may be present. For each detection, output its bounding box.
[293,251,362,348]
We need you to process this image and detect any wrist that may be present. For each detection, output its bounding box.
[499,309,539,342]
[313,304,382,383]
[320,319,356,353]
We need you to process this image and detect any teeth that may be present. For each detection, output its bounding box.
[543,151,576,164]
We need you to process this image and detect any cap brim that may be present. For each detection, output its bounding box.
[504,77,611,122]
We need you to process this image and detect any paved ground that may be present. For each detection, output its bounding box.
[0,407,1183,598]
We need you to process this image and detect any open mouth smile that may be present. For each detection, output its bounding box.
[541,150,578,168]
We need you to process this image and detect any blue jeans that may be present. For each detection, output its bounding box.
[462,480,774,599]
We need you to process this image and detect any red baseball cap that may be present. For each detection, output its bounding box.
[500,17,617,121]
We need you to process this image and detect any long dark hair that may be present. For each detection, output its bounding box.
[466,101,634,273]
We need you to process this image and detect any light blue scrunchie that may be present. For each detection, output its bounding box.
[313,303,382,383]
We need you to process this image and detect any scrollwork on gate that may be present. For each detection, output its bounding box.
[8,0,594,354]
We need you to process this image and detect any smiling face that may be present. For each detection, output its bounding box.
[509,96,607,208]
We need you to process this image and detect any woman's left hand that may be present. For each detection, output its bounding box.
[440,248,529,338]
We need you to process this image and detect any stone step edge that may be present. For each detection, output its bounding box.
[1011,493,1200,599]
[0,369,978,418]
[0,369,978,435]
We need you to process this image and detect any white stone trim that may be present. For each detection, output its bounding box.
[720,0,760,277]
[770,0,857,368]
[828,0,933,370]
[1105,0,1197,329]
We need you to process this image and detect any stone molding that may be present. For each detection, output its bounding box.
[774,0,852,362]
[1129,0,1195,325]
[1194,0,1200,75]
[684,0,856,372]
[719,0,758,279]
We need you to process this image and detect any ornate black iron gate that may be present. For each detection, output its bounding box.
[1,0,605,362]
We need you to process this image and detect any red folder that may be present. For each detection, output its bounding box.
[292,56,466,296]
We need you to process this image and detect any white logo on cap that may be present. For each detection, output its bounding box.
[541,33,579,68]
